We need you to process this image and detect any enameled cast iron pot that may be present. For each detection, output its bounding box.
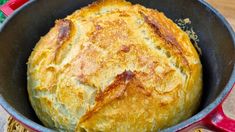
[0,0,235,131]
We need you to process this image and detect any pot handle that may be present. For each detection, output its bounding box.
[0,0,28,16]
[203,83,235,131]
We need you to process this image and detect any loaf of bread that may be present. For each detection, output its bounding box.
[27,0,202,131]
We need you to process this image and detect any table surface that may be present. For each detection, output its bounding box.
[0,0,235,131]
[207,0,235,29]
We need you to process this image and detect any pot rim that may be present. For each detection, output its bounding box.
[0,0,234,131]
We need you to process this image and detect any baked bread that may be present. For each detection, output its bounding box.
[27,0,202,131]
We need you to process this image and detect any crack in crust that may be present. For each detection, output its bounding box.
[139,11,190,69]
[80,70,152,123]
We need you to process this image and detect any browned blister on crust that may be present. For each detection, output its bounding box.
[27,0,202,131]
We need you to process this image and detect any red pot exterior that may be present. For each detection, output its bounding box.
[0,0,28,16]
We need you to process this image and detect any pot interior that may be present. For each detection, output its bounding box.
[0,0,234,130]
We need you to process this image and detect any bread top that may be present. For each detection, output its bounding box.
[27,0,202,131]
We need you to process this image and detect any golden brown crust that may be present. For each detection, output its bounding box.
[27,0,202,131]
